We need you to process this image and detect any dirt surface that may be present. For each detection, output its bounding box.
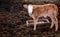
[0,11,60,37]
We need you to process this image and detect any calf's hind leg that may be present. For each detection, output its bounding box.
[54,17,58,31]
[49,15,58,31]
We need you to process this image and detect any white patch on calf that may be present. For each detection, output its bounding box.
[28,5,33,14]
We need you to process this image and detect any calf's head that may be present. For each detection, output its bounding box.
[23,4,28,9]
[23,4,33,14]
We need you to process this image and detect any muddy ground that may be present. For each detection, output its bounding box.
[0,9,60,37]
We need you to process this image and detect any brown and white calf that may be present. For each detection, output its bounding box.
[23,4,58,31]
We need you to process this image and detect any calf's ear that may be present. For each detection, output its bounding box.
[23,4,28,8]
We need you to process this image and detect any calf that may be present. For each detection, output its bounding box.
[23,4,58,31]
